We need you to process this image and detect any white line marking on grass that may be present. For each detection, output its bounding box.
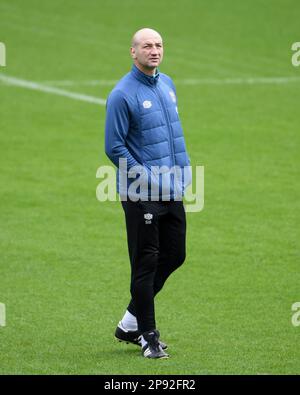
[41,80,119,86]
[0,303,6,327]
[174,76,300,85]
[35,76,300,87]
[0,74,106,105]
[1,74,299,105]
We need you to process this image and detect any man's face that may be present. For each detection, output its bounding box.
[131,35,163,71]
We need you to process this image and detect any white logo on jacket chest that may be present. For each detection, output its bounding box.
[143,100,152,109]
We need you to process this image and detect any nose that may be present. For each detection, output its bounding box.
[150,47,159,56]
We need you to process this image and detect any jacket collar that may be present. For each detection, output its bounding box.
[131,64,160,86]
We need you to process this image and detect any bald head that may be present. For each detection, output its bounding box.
[131,28,163,48]
[130,28,164,76]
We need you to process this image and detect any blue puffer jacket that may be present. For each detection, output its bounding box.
[105,64,191,200]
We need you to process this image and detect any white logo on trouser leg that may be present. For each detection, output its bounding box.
[144,213,153,224]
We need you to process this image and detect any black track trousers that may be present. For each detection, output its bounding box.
[121,200,186,333]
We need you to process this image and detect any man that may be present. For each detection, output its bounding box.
[105,28,191,359]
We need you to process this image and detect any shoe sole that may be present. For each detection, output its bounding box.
[144,354,170,359]
[115,336,140,346]
[115,336,168,351]
[116,337,170,358]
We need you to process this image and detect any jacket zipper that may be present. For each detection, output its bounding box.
[154,85,176,166]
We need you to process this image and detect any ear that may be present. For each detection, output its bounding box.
[130,47,137,59]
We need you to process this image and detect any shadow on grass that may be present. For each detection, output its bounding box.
[94,344,141,359]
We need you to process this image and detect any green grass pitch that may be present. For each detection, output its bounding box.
[0,0,299,374]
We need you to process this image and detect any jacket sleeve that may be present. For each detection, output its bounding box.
[105,89,140,170]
